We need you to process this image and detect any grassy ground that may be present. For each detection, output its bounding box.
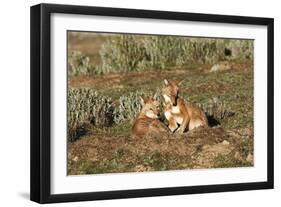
[68,60,253,129]
[67,32,254,175]
[68,127,253,174]
[67,60,254,175]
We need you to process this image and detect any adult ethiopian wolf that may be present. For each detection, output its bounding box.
[162,79,208,134]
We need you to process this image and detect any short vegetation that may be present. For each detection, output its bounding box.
[68,34,253,75]
[67,32,254,174]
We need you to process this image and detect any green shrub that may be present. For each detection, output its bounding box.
[98,35,253,73]
[67,88,114,141]
[68,35,253,75]
[199,97,233,120]
[113,92,143,124]
[226,39,254,59]
[67,88,164,141]
[182,39,226,64]
[99,35,147,73]
[68,51,98,76]
[196,97,234,128]
[142,36,187,69]
[113,89,162,124]
[67,85,235,142]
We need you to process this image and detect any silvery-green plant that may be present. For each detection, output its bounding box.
[98,35,253,73]
[68,51,97,76]
[226,40,254,60]
[198,97,233,120]
[113,91,144,124]
[113,89,163,124]
[99,35,147,73]
[142,36,186,69]
[68,88,114,141]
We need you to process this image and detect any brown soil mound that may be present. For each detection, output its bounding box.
[68,127,253,175]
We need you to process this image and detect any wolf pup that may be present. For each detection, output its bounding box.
[162,79,208,133]
[132,96,169,138]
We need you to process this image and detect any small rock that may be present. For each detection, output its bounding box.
[89,157,98,162]
[221,140,230,145]
[234,152,242,160]
[134,165,152,172]
[202,145,210,150]
[210,62,231,72]
[246,153,254,163]
[73,156,79,162]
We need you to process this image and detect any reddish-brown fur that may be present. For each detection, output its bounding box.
[162,79,208,133]
[131,97,169,138]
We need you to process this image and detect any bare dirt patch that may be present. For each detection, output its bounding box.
[68,69,190,88]
[183,82,229,93]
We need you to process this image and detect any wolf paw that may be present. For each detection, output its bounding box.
[176,128,185,134]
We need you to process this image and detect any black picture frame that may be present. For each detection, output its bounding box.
[30,3,274,204]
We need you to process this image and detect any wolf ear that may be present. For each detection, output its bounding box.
[174,79,184,86]
[164,79,169,85]
[140,96,146,106]
[153,93,158,100]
